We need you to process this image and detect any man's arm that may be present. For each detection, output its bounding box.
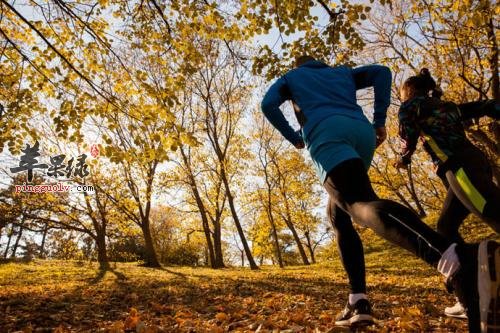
[352,64,392,129]
[261,77,303,146]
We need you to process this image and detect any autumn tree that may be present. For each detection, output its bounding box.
[185,40,258,269]
[166,98,227,268]
[1,0,374,150]
[363,0,499,184]
[248,110,324,266]
[0,0,391,269]
[0,174,65,258]
[149,205,204,266]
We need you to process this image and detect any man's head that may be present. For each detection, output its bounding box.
[294,55,316,68]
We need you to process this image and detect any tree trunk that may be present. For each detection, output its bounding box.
[11,224,24,258]
[141,221,161,267]
[3,227,13,258]
[308,246,316,264]
[269,215,284,268]
[304,231,316,264]
[40,224,48,258]
[212,220,225,268]
[96,230,109,269]
[283,215,310,265]
[288,220,310,265]
[220,168,258,270]
[193,191,217,267]
[204,246,209,266]
[263,190,283,268]
[180,146,218,268]
[486,17,498,101]
[240,249,245,267]
[276,169,310,265]
[201,216,216,268]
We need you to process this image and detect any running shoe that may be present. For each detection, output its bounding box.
[445,299,467,319]
[335,299,374,327]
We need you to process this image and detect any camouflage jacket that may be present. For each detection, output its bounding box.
[398,96,472,168]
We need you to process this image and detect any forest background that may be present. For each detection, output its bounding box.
[0,0,498,331]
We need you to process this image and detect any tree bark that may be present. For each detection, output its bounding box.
[141,220,161,267]
[262,190,283,268]
[269,212,284,268]
[11,224,24,258]
[304,231,316,264]
[83,188,109,268]
[3,227,13,258]
[202,218,217,268]
[179,146,217,268]
[193,190,218,268]
[220,168,258,269]
[486,17,498,101]
[39,224,48,258]
[280,198,310,265]
[273,158,310,265]
[96,230,109,268]
[212,219,225,268]
[284,217,310,265]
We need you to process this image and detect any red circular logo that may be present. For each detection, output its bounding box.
[90,144,99,158]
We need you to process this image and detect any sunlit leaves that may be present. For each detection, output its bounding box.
[246,0,371,79]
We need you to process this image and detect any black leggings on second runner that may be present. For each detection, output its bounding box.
[437,147,500,244]
[325,158,452,293]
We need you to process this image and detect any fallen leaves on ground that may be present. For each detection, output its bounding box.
[0,248,468,332]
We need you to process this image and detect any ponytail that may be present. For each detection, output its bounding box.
[417,68,436,93]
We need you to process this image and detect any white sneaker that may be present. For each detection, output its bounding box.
[444,300,467,319]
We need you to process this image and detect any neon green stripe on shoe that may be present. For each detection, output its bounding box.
[455,168,487,213]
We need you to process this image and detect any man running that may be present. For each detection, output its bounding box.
[260,55,499,332]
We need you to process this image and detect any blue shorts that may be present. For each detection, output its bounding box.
[303,115,376,183]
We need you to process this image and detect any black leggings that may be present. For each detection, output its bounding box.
[325,158,451,293]
[437,148,500,244]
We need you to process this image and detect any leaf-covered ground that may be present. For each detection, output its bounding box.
[0,247,469,332]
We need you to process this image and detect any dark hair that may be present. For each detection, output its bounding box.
[295,55,315,68]
[401,68,442,100]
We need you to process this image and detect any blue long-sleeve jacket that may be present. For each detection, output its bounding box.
[261,60,392,145]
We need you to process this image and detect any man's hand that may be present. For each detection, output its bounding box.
[394,159,408,170]
[294,141,305,149]
[375,126,387,147]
